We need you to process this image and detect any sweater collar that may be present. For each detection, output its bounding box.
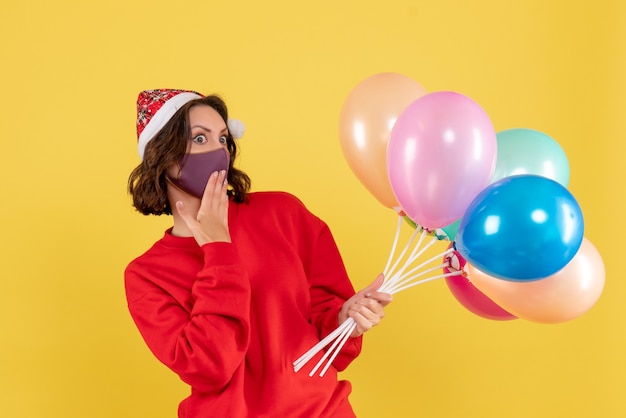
[158,199,242,249]
[160,228,200,250]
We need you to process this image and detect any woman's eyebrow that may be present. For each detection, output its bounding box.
[190,124,228,134]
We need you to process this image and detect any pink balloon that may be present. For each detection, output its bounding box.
[443,245,516,321]
[387,91,497,229]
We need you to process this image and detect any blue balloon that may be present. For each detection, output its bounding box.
[455,175,584,281]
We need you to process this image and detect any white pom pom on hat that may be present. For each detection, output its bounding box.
[227,118,245,140]
[136,89,245,160]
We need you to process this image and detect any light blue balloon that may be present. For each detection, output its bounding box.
[441,218,461,241]
[493,128,570,186]
[455,175,584,281]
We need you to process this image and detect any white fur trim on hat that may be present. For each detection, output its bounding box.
[137,92,202,159]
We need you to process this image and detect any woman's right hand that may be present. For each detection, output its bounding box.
[175,170,231,246]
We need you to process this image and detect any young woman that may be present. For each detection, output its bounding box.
[125,89,392,417]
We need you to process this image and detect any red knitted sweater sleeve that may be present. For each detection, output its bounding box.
[125,242,251,393]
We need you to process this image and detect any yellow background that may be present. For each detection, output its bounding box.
[1,0,624,417]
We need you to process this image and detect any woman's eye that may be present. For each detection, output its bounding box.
[192,134,207,144]
[219,135,227,144]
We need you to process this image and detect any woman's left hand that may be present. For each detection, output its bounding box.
[339,274,392,338]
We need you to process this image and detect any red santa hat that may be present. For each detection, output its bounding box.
[135,89,245,159]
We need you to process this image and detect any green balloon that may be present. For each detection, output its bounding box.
[441,218,461,241]
[493,128,570,186]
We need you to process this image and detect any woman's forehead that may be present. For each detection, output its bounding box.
[189,105,226,128]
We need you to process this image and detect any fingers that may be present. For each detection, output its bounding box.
[175,200,188,224]
[197,171,228,218]
[176,170,230,246]
[339,273,393,337]
[350,312,378,335]
[345,292,391,337]
[217,172,229,224]
[175,200,199,232]
[356,273,392,306]
[358,273,385,295]
[363,291,393,307]
[199,171,228,226]
[348,307,381,336]
[200,170,228,214]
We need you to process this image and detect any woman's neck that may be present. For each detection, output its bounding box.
[168,187,201,238]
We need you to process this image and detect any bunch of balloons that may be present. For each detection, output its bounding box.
[338,72,604,325]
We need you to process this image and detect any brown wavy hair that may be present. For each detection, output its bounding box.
[128,95,251,215]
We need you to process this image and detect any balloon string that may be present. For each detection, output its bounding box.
[407,235,442,266]
[387,270,463,294]
[384,246,456,292]
[293,319,353,372]
[294,217,456,377]
[381,230,442,293]
[305,261,459,377]
[382,263,445,294]
[307,318,355,377]
[382,216,403,277]
[383,222,423,282]
[386,228,429,283]
[319,321,357,377]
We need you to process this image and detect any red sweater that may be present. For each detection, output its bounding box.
[125,192,362,417]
